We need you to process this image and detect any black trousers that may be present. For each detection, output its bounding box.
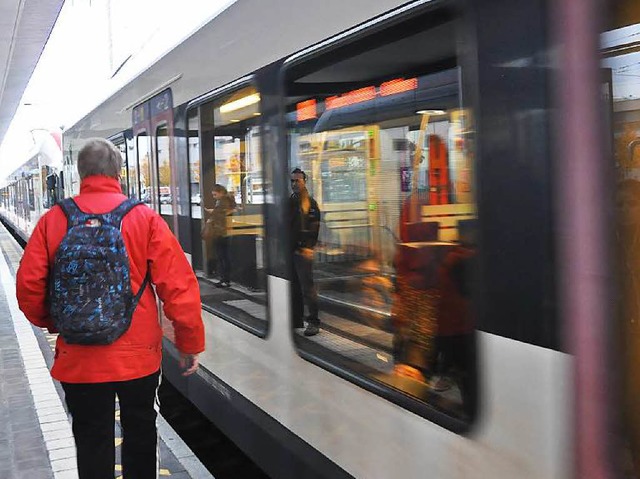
[291,250,318,328]
[214,236,231,283]
[61,370,161,479]
[433,334,477,418]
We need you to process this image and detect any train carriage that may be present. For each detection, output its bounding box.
[3,0,639,478]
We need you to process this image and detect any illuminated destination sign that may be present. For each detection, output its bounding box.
[379,78,418,96]
[326,86,376,110]
[296,99,317,121]
[296,77,418,120]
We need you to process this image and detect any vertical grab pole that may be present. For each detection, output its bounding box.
[553,0,614,478]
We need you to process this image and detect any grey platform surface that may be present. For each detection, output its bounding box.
[0,222,212,479]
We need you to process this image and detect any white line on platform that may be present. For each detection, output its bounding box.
[0,235,79,478]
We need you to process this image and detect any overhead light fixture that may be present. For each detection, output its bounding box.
[417,109,446,115]
[220,93,260,113]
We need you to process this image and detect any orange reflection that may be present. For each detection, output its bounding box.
[617,179,640,475]
[379,77,418,96]
[326,86,377,110]
[296,99,317,121]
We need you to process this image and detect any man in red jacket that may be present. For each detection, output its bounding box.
[16,138,205,479]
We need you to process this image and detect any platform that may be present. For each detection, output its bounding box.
[0,222,213,479]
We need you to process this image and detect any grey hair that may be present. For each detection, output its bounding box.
[77,138,122,180]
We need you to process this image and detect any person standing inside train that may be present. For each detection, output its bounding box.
[204,183,235,287]
[290,167,321,336]
[16,138,205,479]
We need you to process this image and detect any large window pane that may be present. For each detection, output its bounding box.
[187,110,204,273]
[286,15,477,422]
[137,134,152,208]
[156,125,174,222]
[189,111,201,219]
[196,86,267,334]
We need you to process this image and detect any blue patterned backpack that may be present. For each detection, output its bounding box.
[49,198,150,345]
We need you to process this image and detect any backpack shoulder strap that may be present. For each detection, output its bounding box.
[102,198,143,228]
[58,198,89,229]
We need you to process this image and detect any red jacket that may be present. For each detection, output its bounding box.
[435,245,475,336]
[16,175,205,383]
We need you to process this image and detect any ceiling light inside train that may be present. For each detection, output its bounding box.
[220,93,261,113]
[417,109,446,115]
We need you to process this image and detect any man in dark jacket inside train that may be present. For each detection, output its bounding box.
[17,138,205,479]
[290,167,321,336]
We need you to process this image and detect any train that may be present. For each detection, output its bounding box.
[1,0,638,478]
[0,129,63,236]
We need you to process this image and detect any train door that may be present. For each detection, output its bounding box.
[150,90,176,233]
[109,133,132,196]
[132,102,155,211]
[132,90,176,232]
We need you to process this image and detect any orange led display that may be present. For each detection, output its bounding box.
[326,86,377,110]
[296,99,317,121]
[379,78,418,96]
[296,77,420,122]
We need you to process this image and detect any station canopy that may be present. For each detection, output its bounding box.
[0,0,64,146]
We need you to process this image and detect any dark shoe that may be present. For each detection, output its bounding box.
[303,324,319,337]
[214,281,230,288]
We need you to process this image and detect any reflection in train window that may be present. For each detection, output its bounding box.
[192,85,267,335]
[137,133,152,207]
[156,125,174,227]
[285,9,477,423]
[604,0,640,475]
[210,87,263,207]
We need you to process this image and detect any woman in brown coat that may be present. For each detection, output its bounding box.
[204,184,235,287]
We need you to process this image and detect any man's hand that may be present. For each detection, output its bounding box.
[179,353,199,376]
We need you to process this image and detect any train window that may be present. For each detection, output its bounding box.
[114,140,129,195]
[193,84,268,335]
[187,110,204,273]
[210,87,263,207]
[284,6,477,425]
[603,0,640,474]
[27,176,35,214]
[128,138,140,199]
[156,125,174,226]
[188,111,201,217]
[137,134,152,207]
